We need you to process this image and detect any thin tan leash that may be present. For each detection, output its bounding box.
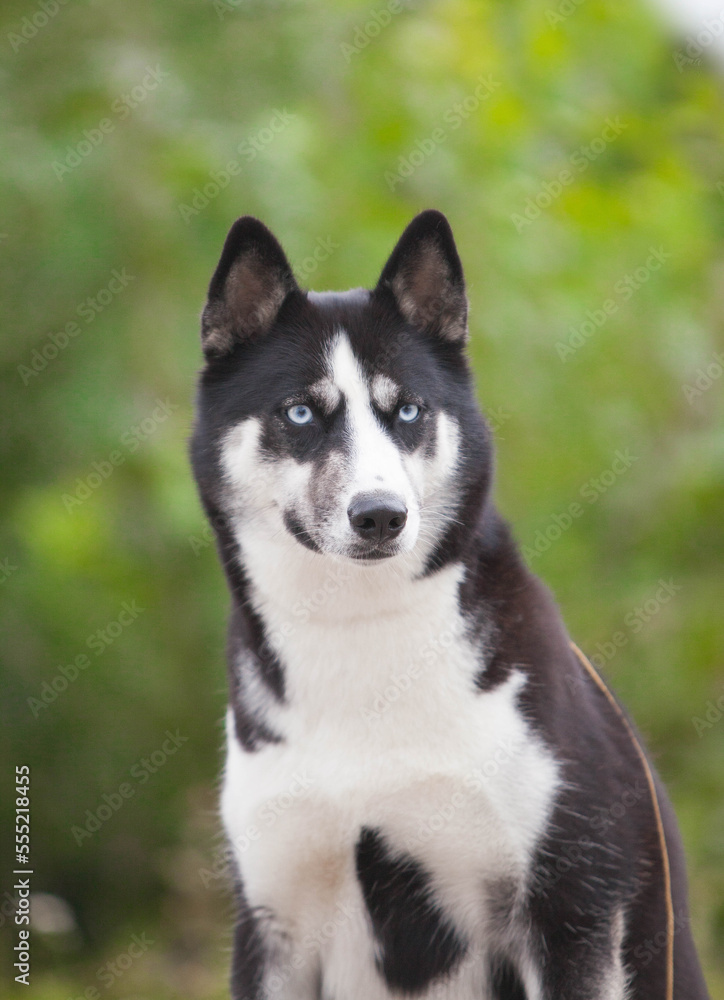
[570,642,674,1000]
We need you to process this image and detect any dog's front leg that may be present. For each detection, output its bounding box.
[229,888,321,1000]
[527,912,629,1000]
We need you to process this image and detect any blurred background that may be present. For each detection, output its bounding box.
[2,0,723,996]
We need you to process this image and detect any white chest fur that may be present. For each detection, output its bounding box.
[221,558,559,999]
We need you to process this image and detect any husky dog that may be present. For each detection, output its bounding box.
[191,211,709,999]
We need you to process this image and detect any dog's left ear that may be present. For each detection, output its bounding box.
[375,210,468,343]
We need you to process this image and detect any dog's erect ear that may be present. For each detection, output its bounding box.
[375,210,468,343]
[201,216,299,355]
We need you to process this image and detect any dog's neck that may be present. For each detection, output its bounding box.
[233,530,481,739]
[236,524,459,627]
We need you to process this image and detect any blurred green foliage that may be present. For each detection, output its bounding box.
[1,0,723,996]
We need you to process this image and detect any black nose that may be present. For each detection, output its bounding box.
[348,493,408,544]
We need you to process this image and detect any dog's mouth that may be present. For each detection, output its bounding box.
[347,544,401,562]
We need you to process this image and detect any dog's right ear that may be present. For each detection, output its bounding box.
[201,216,299,356]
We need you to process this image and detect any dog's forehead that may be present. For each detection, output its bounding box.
[309,332,401,415]
[327,333,370,401]
[275,289,431,413]
[307,288,371,310]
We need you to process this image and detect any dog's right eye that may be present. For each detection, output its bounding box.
[285,404,314,426]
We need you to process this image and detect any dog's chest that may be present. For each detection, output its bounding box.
[221,566,559,986]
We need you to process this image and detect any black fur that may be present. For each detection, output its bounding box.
[355,826,468,991]
[230,883,268,1000]
[491,957,528,1000]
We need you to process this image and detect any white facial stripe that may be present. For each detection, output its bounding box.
[328,333,371,412]
[371,374,400,412]
[328,334,411,498]
[323,333,422,553]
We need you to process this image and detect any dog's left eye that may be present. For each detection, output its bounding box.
[397,403,420,423]
[285,405,314,425]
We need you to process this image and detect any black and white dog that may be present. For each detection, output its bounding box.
[191,211,709,999]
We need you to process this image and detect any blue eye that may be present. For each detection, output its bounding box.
[398,403,420,423]
[286,404,314,425]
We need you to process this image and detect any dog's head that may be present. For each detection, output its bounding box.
[191,210,492,578]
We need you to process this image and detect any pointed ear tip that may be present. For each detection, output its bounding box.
[225,214,273,241]
[411,208,454,234]
[416,208,450,223]
[218,215,295,275]
[402,211,460,260]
